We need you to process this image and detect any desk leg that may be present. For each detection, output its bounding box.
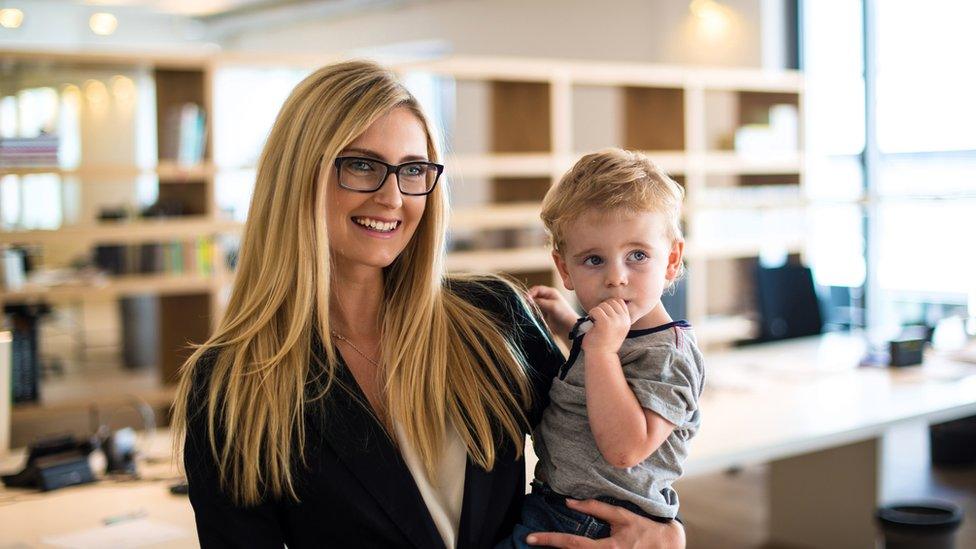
[768,437,880,548]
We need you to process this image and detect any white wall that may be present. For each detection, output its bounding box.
[226,0,767,68]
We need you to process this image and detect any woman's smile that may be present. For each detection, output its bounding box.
[351,215,402,237]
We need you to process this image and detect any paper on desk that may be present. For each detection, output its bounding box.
[42,519,188,548]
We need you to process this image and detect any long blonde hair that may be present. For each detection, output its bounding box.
[171,60,534,505]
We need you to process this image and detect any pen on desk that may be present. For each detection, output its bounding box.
[103,509,147,525]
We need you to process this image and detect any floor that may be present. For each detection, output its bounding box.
[677,424,976,548]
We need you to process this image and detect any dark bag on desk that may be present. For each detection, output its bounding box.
[1,435,95,491]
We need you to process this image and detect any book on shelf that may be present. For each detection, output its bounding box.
[94,238,213,278]
[0,134,59,168]
[161,103,207,165]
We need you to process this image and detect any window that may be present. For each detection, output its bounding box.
[804,0,976,330]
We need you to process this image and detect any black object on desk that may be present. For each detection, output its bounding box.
[754,264,823,342]
[4,303,50,403]
[1,435,96,491]
[889,337,925,367]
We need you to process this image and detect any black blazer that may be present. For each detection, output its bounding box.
[184,279,565,548]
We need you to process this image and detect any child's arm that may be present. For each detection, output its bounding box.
[528,285,579,347]
[583,299,676,469]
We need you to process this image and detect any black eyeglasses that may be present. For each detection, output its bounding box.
[333,156,444,196]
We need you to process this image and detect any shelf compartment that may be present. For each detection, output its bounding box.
[0,217,242,246]
[0,273,224,303]
[449,153,555,178]
[696,315,758,346]
[704,89,801,154]
[447,246,552,273]
[491,81,551,153]
[0,162,214,180]
[449,203,542,230]
[624,86,686,151]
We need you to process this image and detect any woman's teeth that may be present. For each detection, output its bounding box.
[354,217,398,232]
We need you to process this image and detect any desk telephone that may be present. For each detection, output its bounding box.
[1,434,96,491]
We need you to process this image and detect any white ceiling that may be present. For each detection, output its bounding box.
[82,0,324,18]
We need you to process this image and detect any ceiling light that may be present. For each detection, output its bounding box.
[89,12,118,36]
[0,8,24,29]
[690,0,730,35]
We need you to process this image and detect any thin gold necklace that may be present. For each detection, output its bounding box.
[330,330,380,367]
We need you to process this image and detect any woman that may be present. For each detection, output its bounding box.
[172,60,685,548]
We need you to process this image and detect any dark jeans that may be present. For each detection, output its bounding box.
[497,481,676,548]
[495,484,612,548]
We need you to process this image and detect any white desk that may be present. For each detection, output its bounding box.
[3,334,975,548]
[688,333,976,548]
[0,431,198,548]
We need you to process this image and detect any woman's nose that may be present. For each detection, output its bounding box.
[373,173,403,208]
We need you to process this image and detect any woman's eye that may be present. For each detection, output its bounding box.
[349,160,374,172]
[583,256,603,266]
[628,250,648,262]
[402,164,426,177]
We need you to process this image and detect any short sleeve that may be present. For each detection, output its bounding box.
[621,347,702,428]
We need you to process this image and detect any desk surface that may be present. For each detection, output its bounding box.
[687,333,976,475]
[0,431,198,548]
[2,333,975,547]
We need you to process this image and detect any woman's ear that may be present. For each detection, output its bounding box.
[666,240,685,281]
[552,251,574,291]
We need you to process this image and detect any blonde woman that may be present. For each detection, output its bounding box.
[172,60,685,548]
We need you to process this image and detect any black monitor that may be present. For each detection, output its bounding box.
[754,263,823,341]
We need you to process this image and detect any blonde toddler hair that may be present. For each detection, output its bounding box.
[541,148,685,252]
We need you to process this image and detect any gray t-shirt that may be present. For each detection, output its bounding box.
[533,320,705,519]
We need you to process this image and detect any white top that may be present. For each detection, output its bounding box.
[395,422,468,549]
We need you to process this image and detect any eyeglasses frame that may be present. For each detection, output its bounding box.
[333,155,444,196]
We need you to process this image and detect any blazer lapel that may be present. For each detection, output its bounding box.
[317,358,443,548]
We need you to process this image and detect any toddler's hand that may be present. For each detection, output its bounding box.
[582,298,631,355]
[527,285,578,337]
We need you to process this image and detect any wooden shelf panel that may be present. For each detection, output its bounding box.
[695,315,757,345]
[450,203,542,230]
[445,151,796,179]
[0,151,800,183]
[0,152,799,180]
[446,246,552,273]
[449,153,556,178]
[699,151,803,174]
[694,186,806,210]
[401,56,803,92]
[155,161,216,180]
[0,217,242,246]
[685,237,804,260]
[633,151,689,174]
[0,273,227,303]
[0,162,215,180]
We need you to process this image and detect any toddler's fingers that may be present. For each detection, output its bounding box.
[588,307,608,323]
[607,299,627,315]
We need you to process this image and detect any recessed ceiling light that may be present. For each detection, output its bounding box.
[89,12,118,36]
[0,8,25,29]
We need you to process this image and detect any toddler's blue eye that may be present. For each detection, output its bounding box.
[583,256,603,266]
[628,250,648,262]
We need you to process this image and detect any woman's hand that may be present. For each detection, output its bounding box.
[526,499,686,549]
[528,286,579,339]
